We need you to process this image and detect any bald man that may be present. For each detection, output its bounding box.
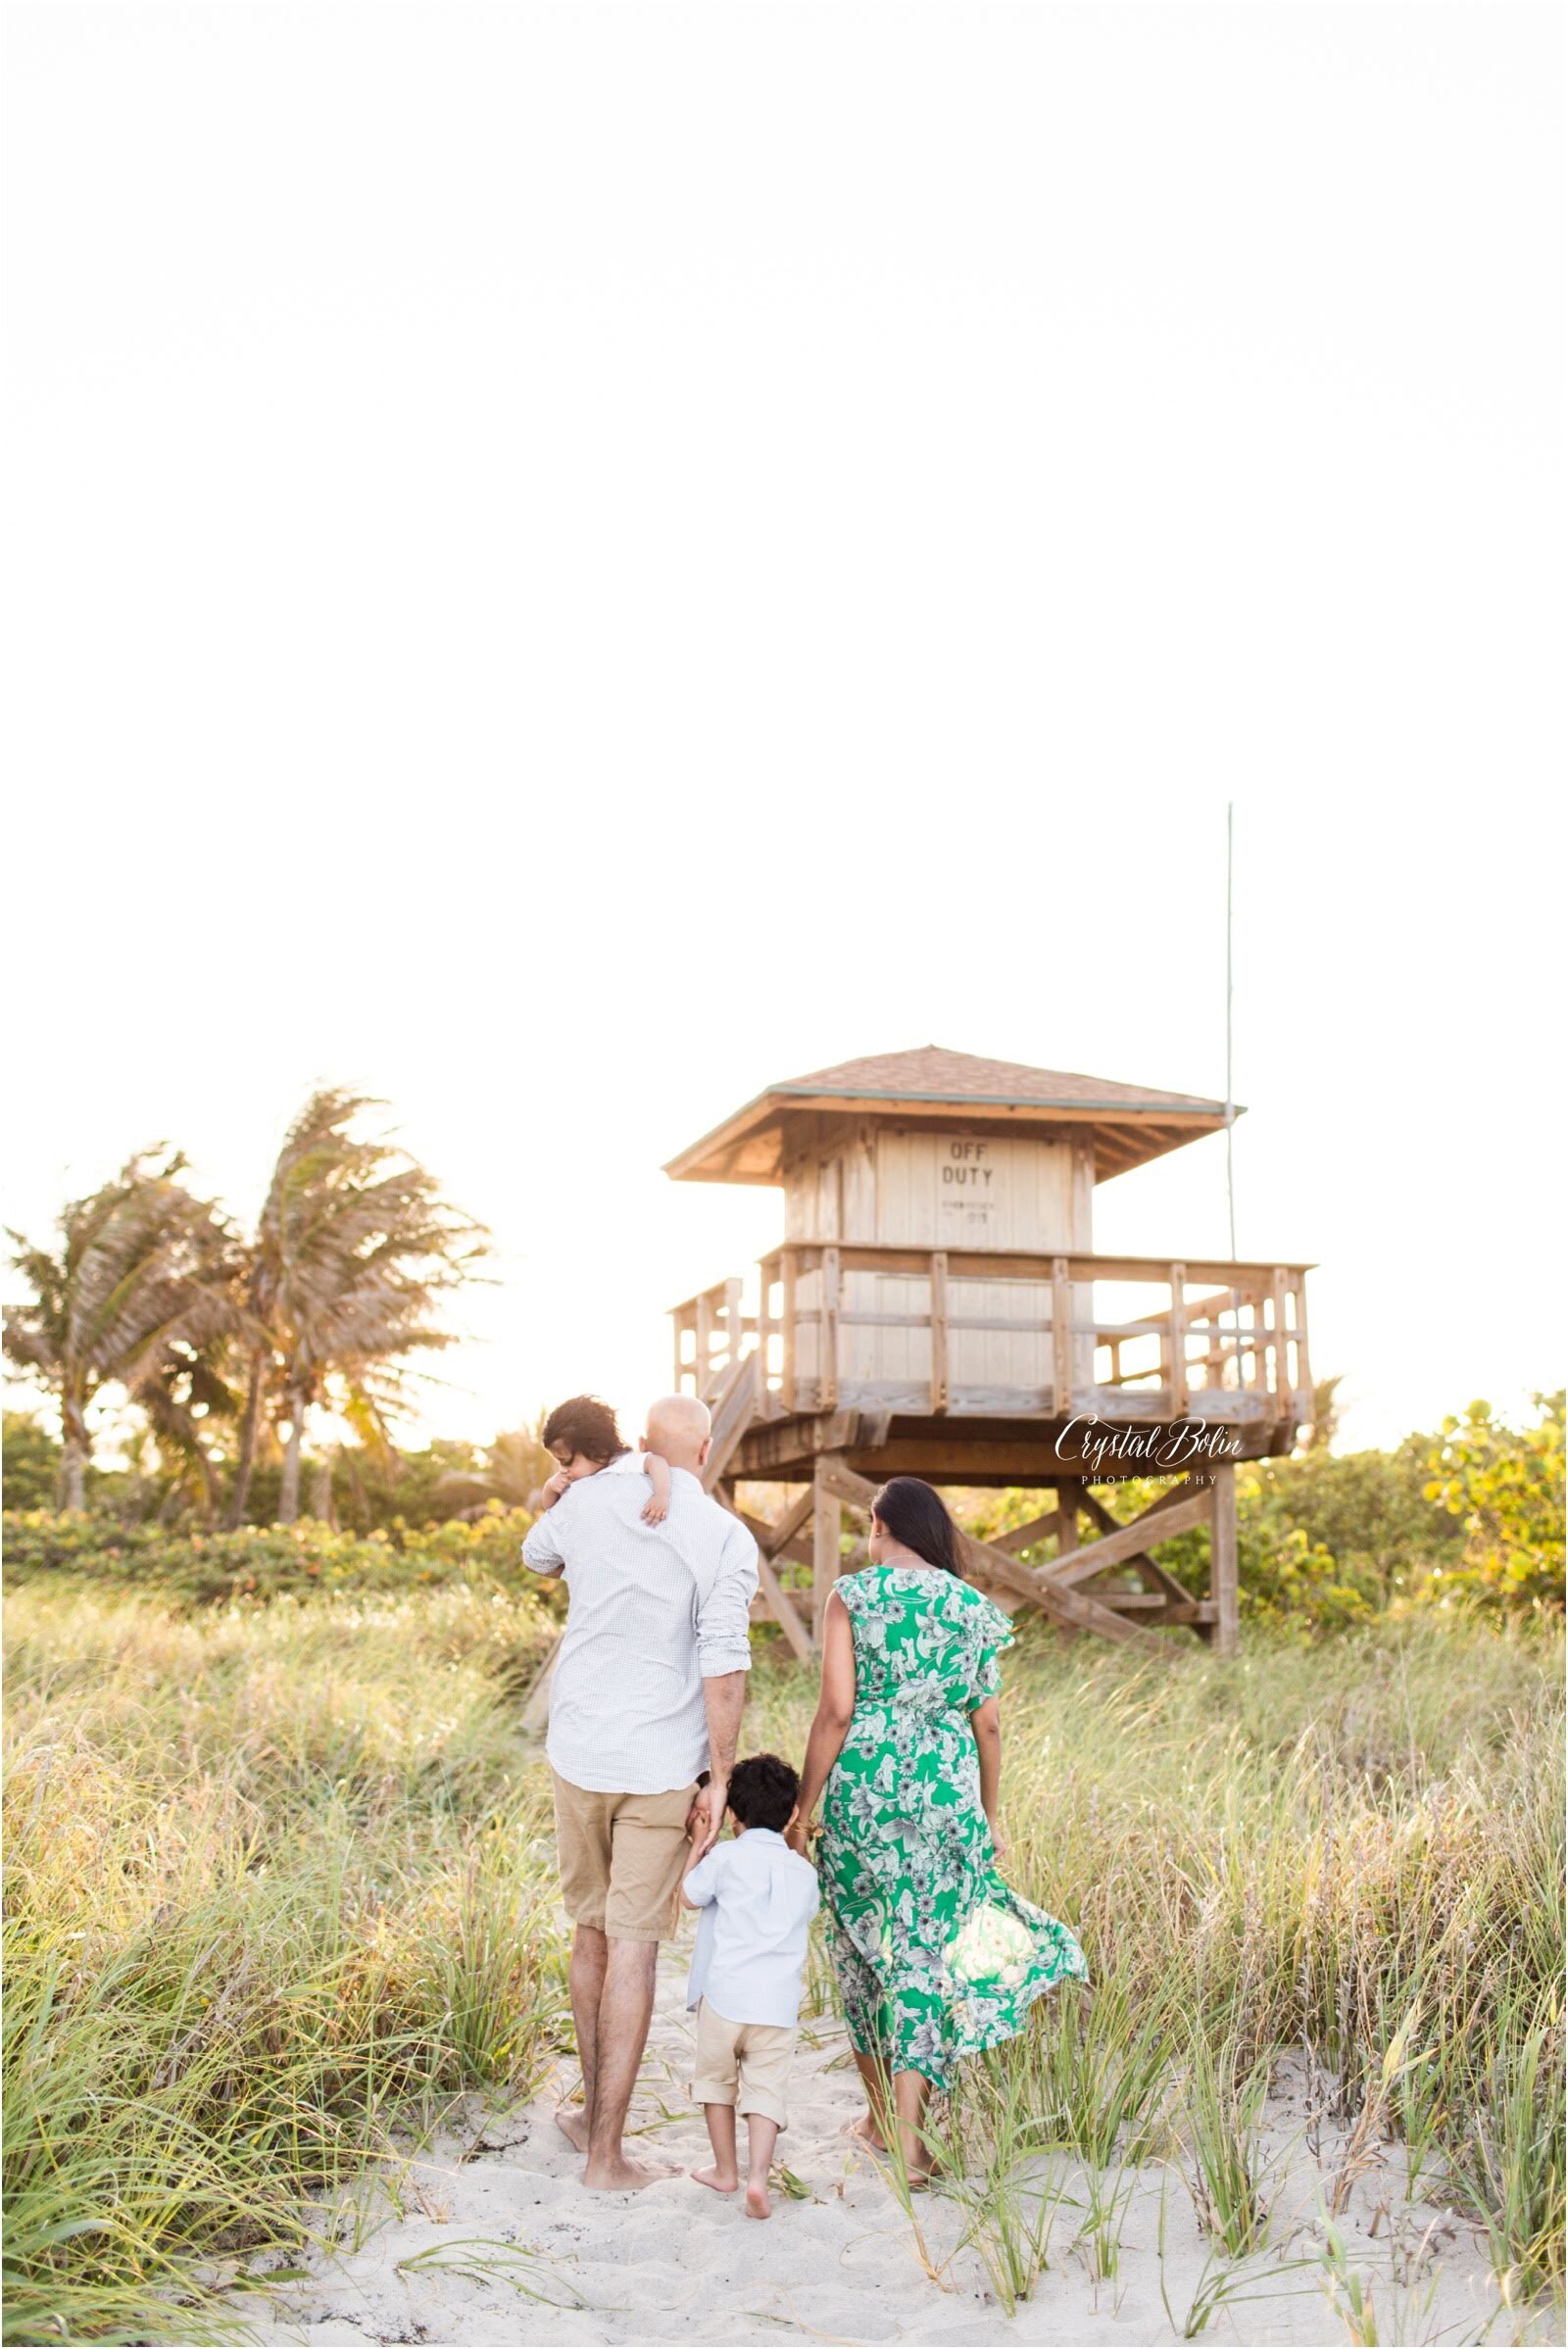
[522,1394,759,2190]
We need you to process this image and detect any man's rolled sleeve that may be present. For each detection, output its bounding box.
[522,1505,567,1578]
[697,1517,759,1678]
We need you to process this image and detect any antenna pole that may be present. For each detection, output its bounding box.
[1224,801,1237,1259]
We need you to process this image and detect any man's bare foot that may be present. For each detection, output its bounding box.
[581,2152,679,2192]
[744,2180,771,2220]
[842,2113,888,2152]
[553,2105,590,2154]
[689,2164,739,2194]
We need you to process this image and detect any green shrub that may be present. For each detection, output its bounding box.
[1249,1438,1466,1602]
[1,1412,59,1512]
[1422,1393,1565,1612]
[0,1504,556,1612]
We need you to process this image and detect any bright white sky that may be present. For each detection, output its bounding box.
[4,2,1562,1462]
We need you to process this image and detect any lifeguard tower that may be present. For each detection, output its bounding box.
[667,1046,1313,1662]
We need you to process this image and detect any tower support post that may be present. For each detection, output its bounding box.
[1210,1459,1240,1658]
[812,1457,844,1640]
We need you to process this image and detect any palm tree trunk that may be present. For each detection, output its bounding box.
[278,1383,306,1523]
[225,1348,266,1529]
[57,1424,88,1512]
[194,1442,220,1524]
[308,1446,336,1526]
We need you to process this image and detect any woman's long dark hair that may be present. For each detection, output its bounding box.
[871,1476,967,1578]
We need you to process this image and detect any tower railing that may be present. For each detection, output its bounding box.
[671,1245,1312,1426]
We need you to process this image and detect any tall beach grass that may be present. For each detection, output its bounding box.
[4,1576,1562,2340]
[3,1583,566,2343]
[752,1610,1565,2307]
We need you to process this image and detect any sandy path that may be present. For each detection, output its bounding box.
[243,1936,1551,2349]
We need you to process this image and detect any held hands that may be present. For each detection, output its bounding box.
[784,1817,814,1860]
[688,1777,727,1859]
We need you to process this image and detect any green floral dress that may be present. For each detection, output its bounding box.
[819,1564,1088,2087]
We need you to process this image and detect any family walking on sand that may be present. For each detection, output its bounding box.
[521,1392,1088,2215]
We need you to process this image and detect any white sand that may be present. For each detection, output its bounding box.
[236,1937,1554,2349]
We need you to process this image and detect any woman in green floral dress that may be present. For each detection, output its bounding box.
[787,1477,1087,2179]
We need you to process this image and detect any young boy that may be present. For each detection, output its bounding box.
[682,1752,819,2220]
[535,1394,672,1525]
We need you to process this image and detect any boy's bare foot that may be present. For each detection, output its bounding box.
[744,2180,771,2220]
[582,2153,678,2193]
[689,2164,739,2194]
[553,2106,590,2154]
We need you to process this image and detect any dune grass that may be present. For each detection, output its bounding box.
[2,1584,566,2344]
[753,1610,1566,2310]
[4,1580,1562,2342]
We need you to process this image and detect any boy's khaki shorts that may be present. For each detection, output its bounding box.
[551,1772,696,1943]
[690,1999,797,2129]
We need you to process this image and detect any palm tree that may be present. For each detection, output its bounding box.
[137,1342,245,1518]
[427,1420,560,1518]
[4,1152,242,1511]
[225,1090,488,1527]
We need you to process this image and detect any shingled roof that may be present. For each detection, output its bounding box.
[773,1046,1223,1115]
[664,1045,1237,1185]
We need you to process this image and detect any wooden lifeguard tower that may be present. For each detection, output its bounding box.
[667,1046,1314,1662]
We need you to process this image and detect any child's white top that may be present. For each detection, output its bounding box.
[600,1450,651,1476]
[684,1829,819,2030]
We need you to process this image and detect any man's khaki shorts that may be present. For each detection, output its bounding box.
[690,1999,797,2129]
[551,1772,697,1943]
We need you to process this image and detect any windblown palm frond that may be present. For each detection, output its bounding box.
[4,1151,244,1510]
[226,1090,489,1524]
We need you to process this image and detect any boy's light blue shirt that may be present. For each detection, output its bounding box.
[684,1828,820,2030]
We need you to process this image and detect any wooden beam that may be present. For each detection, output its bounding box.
[959,1525,1174,1652]
[812,1457,843,1640]
[1078,1486,1196,1607]
[730,1418,1291,1484]
[701,1351,760,1492]
[1211,1459,1239,1657]
[696,1289,714,1395]
[756,1552,814,1661]
[781,1248,798,1413]
[762,1487,815,1557]
[1271,1268,1291,1406]
[1293,1274,1313,1406]
[819,1247,841,1413]
[1168,1262,1189,1419]
[816,1457,879,1511]
[989,1507,1065,1556]
[1051,1256,1073,1414]
[929,1249,949,1416]
[809,1246,1311,1285]
[1054,1479,1081,1644]
[1040,1485,1212,1588]
[756,1266,772,1405]
[735,1507,813,1576]
[806,1457,1174,1654]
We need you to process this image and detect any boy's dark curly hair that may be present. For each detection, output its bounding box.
[541,1395,628,1466]
[726,1752,800,1835]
